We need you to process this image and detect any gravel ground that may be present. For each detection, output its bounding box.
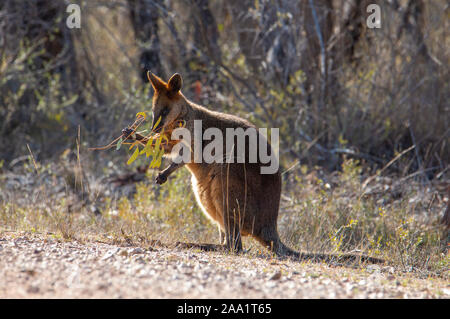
[0,232,448,299]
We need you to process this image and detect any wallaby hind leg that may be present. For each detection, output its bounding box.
[213,188,243,252]
[254,226,282,253]
[218,226,226,245]
[253,225,302,258]
[224,220,242,252]
[220,205,243,252]
[210,164,249,253]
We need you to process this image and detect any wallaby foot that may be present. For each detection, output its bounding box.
[224,231,243,253]
[222,217,243,253]
[218,227,226,245]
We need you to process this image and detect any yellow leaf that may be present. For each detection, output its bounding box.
[150,148,164,168]
[129,141,139,151]
[161,133,169,145]
[127,147,140,165]
[152,115,162,131]
[142,137,155,157]
[154,132,163,151]
[136,112,147,119]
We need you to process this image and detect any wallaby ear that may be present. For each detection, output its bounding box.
[147,71,165,92]
[168,73,182,94]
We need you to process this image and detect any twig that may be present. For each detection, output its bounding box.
[281,160,300,175]
[394,166,439,186]
[88,116,146,151]
[26,144,39,174]
[362,145,416,190]
[408,121,428,183]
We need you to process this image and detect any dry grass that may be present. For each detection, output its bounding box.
[1,155,448,279]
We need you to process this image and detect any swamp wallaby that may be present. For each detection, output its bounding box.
[131,71,383,264]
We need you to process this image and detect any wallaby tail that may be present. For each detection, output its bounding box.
[276,239,385,264]
[258,227,384,264]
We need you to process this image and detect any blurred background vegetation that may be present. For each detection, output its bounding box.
[1,0,448,172]
[0,0,448,273]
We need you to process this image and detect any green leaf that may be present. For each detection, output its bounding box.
[61,94,79,108]
[116,137,123,150]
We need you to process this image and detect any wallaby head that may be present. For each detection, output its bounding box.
[147,71,187,132]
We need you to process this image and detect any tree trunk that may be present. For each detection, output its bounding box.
[127,0,164,81]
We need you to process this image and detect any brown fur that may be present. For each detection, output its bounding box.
[146,71,383,264]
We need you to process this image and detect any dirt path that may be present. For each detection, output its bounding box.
[0,233,448,299]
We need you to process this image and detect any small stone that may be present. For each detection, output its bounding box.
[27,285,40,294]
[97,283,109,290]
[366,264,381,273]
[21,269,36,276]
[101,248,120,260]
[131,247,144,255]
[266,281,277,288]
[270,271,282,280]
[381,266,395,274]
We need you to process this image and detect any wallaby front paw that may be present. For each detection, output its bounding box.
[155,172,167,185]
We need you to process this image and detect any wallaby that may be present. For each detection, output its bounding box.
[129,71,383,264]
